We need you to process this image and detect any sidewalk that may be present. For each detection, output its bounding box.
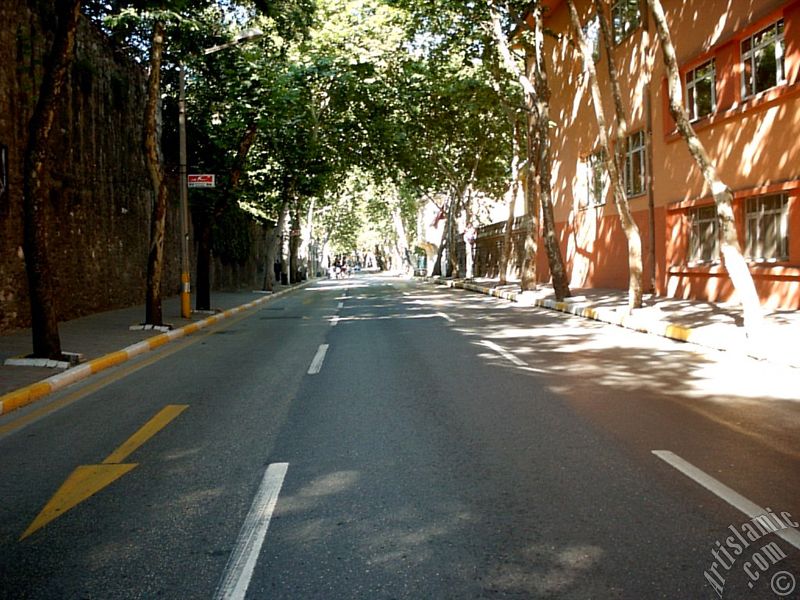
[0,286,305,410]
[427,276,800,369]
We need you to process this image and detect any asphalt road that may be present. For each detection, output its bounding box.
[0,275,798,599]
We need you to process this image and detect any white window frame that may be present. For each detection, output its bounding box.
[745,193,789,261]
[623,130,646,198]
[582,149,608,208]
[611,0,641,45]
[688,205,719,264]
[741,19,786,99]
[685,60,716,121]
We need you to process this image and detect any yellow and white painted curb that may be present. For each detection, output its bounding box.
[0,284,311,417]
[427,278,708,354]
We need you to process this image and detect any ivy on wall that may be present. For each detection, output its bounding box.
[212,205,252,264]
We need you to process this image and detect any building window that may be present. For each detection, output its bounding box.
[580,150,608,208]
[745,193,789,261]
[623,130,646,197]
[741,19,785,99]
[612,0,640,45]
[686,60,716,121]
[583,15,601,63]
[688,205,719,264]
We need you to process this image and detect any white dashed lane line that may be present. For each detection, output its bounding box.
[479,340,527,367]
[652,450,800,551]
[214,463,289,600]
[307,344,330,375]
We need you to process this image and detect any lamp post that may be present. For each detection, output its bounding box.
[177,29,263,319]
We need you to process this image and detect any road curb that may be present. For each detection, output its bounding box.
[423,277,775,363]
[0,283,312,417]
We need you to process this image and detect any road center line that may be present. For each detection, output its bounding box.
[214,463,289,600]
[330,316,340,327]
[337,301,344,309]
[480,340,527,367]
[652,450,800,551]
[307,344,329,374]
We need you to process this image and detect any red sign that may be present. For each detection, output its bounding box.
[188,174,216,188]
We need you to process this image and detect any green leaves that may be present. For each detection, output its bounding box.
[96,0,519,252]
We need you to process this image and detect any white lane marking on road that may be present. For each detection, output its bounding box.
[480,340,527,367]
[308,344,330,374]
[437,312,454,323]
[519,365,548,375]
[214,462,289,600]
[652,451,800,551]
[337,302,344,309]
[330,316,340,327]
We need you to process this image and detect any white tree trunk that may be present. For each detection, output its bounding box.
[646,0,763,338]
[568,0,643,310]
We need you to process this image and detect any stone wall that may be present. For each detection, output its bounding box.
[0,5,266,333]
[210,219,273,292]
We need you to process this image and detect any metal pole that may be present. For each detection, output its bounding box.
[178,63,191,318]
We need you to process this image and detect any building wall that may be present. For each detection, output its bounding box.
[540,0,800,308]
[0,5,269,333]
[0,7,175,332]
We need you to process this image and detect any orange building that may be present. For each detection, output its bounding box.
[535,0,800,309]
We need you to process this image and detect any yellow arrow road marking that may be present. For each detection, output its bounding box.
[20,464,137,540]
[102,404,188,465]
[20,404,188,540]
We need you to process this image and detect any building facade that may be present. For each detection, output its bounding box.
[529,0,800,309]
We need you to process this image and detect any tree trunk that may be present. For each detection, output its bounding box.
[489,1,569,298]
[595,0,644,307]
[305,198,316,278]
[229,122,258,191]
[487,2,537,287]
[263,198,289,291]
[594,0,628,163]
[432,232,446,276]
[289,201,301,282]
[520,101,540,292]
[374,245,386,271]
[22,0,81,358]
[194,213,212,310]
[446,193,461,278]
[646,0,763,336]
[144,20,167,326]
[644,83,658,293]
[569,0,643,309]
[499,119,522,285]
[261,223,276,290]
[530,11,571,300]
[279,216,289,284]
[392,205,413,275]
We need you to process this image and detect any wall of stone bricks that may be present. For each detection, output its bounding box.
[0,5,266,333]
